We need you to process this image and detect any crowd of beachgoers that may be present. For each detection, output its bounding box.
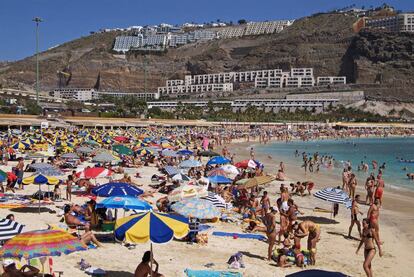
[0,124,412,276]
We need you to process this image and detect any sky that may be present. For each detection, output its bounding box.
[0,0,413,61]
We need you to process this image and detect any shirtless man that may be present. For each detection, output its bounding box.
[1,259,39,277]
[293,220,321,265]
[134,251,164,277]
[348,195,363,238]
[263,207,278,261]
[260,191,271,217]
[16,158,24,190]
[248,194,259,219]
[64,204,90,232]
[367,199,381,244]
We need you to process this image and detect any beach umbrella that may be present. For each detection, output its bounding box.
[179,159,202,168]
[22,174,60,186]
[168,185,208,202]
[11,142,30,150]
[208,175,232,184]
[0,219,24,241]
[236,175,275,189]
[161,149,177,157]
[0,169,7,182]
[176,149,193,156]
[93,152,119,163]
[85,140,99,146]
[286,269,348,277]
[171,198,221,219]
[136,148,153,156]
[92,182,143,197]
[314,187,352,208]
[164,166,179,177]
[207,168,227,177]
[112,145,134,156]
[113,136,129,143]
[76,146,93,154]
[97,196,151,211]
[206,156,231,166]
[199,150,219,157]
[61,152,79,159]
[115,211,189,244]
[220,164,239,175]
[0,229,87,260]
[172,173,191,182]
[235,159,264,169]
[76,167,113,179]
[201,192,232,210]
[29,164,64,177]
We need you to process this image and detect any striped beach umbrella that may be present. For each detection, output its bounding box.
[0,219,24,241]
[11,142,30,150]
[115,211,189,244]
[314,187,352,208]
[0,229,87,259]
[201,192,232,210]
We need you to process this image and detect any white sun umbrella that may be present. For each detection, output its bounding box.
[220,164,239,176]
[172,173,191,182]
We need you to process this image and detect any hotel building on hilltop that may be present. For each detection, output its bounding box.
[365,13,414,32]
[50,88,159,102]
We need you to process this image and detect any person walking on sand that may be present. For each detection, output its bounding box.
[260,191,271,217]
[348,195,363,238]
[356,218,383,277]
[342,169,349,193]
[263,207,278,261]
[375,175,384,207]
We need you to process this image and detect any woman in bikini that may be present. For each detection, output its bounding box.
[348,173,357,199]
[356,218,383,277]
[263,207,278,261]
[293,220,321,265]
[367,198,381,244]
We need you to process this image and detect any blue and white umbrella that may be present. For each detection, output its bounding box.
[161,149,178,157]
[171,198,221,219]
[206,156,231,166]
[208,175,232,184]
[314,187,352,208]
[179,159,202,168]
[164,166,179,176]
[176,149,193,156]
[97,196,152,211]
[172,173,191,182]
[0,219,24,241]
[92,182,144,197]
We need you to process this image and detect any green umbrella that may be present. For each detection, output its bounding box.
[112,145,134,156]
[0,169,7,182]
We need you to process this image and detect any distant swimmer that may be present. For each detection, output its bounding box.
[407,173,414,180]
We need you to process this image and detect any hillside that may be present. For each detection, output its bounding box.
[0,13,413,101]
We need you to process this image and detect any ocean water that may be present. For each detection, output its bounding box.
[256,137,414,190]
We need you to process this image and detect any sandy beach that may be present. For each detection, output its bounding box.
[0,138,413,277]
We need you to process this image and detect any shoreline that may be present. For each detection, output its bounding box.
[225,139,414,242]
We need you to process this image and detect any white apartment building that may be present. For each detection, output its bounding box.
[365,13,414,32]
[291,68,313,77]
[166,80,185,86]
[113,35,143,52]
[255,77,284,88]
[285,76,315,87]
[317,76,347,86]
[97,91,160,100]
[51,88,97,101]
[158,83,233,96]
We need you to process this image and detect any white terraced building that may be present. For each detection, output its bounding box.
[50,88,159,101]
[158,83,233,95]
[317,77,347,86]
[147,98,338,113]
[213,20,294,39]
[365,13,414,32]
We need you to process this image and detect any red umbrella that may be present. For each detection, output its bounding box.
[235,160,249,169]
[114,136,128,143]
[76,167,113,179]
[207,168,227,177]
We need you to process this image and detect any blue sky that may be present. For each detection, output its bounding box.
[0,0,412,61]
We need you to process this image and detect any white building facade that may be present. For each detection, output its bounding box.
[365,13,414,32]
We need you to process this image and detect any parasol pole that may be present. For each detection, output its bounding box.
[150,242,153,277]
[39,183,41,214]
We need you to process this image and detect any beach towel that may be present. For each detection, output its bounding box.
[212,232,266,241]
[185,269,242,277]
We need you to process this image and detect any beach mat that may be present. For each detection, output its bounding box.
[185,269,242,277]
[212,231,266,241]
[286,269,349,277]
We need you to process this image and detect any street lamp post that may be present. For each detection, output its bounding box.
[32,17,43,106]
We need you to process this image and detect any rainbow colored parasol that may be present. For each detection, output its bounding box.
[0,229,87,259]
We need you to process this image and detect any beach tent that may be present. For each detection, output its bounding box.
[92,182,143,197]
[171,198,221,219]
[0,219,24,241]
